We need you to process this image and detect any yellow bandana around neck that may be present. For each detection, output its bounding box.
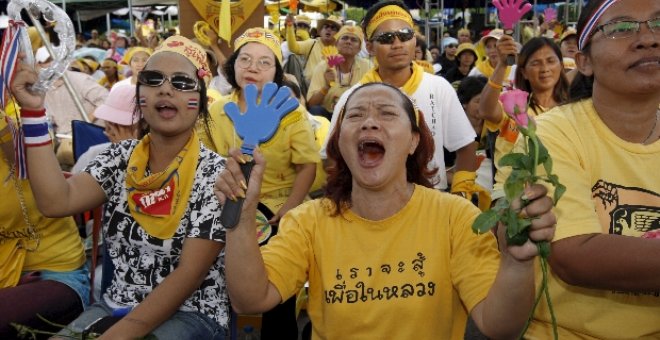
[360,62,424,97]
[366,5,415,39]
[126,130,200,239]
[475,59,512,80]
[356,63,422,124]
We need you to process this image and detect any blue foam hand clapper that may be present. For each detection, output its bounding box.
[223,83,299,155]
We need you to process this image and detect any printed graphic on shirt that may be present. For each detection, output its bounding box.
[84,140,230,326]
[324,252,436,304]
[592,179,660,237]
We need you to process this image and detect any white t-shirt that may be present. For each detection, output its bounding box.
[323,72,476,189]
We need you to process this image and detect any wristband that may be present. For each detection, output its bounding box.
[20,108,52,147]
[319,87,328,96]
[487,79,503,91]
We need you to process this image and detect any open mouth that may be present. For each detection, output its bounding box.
[358,139,385,167]
[155,102,178,117]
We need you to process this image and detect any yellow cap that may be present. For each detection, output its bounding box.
[234,27,283,63]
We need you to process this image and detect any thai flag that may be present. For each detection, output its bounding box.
[0,20,24,108]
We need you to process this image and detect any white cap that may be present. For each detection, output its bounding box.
[35,46,51,64]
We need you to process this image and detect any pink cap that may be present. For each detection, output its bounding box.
[94,85,139,126]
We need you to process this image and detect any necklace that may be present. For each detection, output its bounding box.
[338,60,354,88]
[642,110,659,144]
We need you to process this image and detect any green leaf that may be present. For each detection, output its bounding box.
[503,209,521,236]
[498,152,529,170]
[504,169,530,202]
[553,183,566,204]
[472,210,501,234]
[543,153,553,175]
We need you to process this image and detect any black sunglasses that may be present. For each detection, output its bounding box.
[138,70,200,92]
[371,28,415,44]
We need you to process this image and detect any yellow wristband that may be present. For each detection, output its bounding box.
[487,79,503,91]
[319,87,328,95]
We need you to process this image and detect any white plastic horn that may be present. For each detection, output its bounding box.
[7,0,76,93]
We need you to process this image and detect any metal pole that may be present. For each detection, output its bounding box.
[62,0,66,13]
[76,11,82,33]
[168,12,172,28]
[25,10,91,123]
[128,0,134,37]
[106,12,111,34]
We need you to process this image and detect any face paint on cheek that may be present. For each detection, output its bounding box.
[138,96,147,107]
[187,99,199,109]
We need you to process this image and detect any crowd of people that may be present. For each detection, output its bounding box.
[0,0,658,338]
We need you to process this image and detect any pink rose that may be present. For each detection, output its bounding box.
[500,89,530,128]
[641,230,660,239]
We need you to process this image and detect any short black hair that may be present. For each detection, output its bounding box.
[456,76,487,105]
[361,0,411,40]
[223,44,285,90]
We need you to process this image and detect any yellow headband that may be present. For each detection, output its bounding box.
[335,26,364,47]
[153,35,212,86]
[234,28,283,63]
[366,5,414,39]
[122,47,153,65]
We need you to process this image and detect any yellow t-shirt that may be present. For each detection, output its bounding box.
[523,99,660,339]
[287,26,330,84]
[306,57,371,113]
[0,116,85,274]
[198,91,320,211]
[262,185,500,339]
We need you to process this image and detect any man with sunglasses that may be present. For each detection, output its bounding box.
[324,0,482,200]
[285,14,343,85]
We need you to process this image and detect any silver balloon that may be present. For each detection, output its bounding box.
[7,0,76,93]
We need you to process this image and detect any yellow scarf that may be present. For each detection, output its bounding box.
[475,59,512,80]
[360,62,425,97]
[126,130,199,239]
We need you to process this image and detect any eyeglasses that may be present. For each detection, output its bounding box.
[138,70,200,92]
[593,17,660,40]
[296,23,310,29]
[236,54,276,71]
[371,28,415,45]
[445,44,458,48]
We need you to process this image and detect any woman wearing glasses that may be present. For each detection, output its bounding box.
[197,28,319,338]
[324,0,479,199]
[10,36,229,339]
[522,0,660,338]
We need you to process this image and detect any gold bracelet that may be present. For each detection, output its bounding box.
[487,79,503,91]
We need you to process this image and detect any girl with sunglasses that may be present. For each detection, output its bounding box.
[518,0,660,338]
[10,36,229,339]
[197,27,319,339]
[324,0,481,202]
